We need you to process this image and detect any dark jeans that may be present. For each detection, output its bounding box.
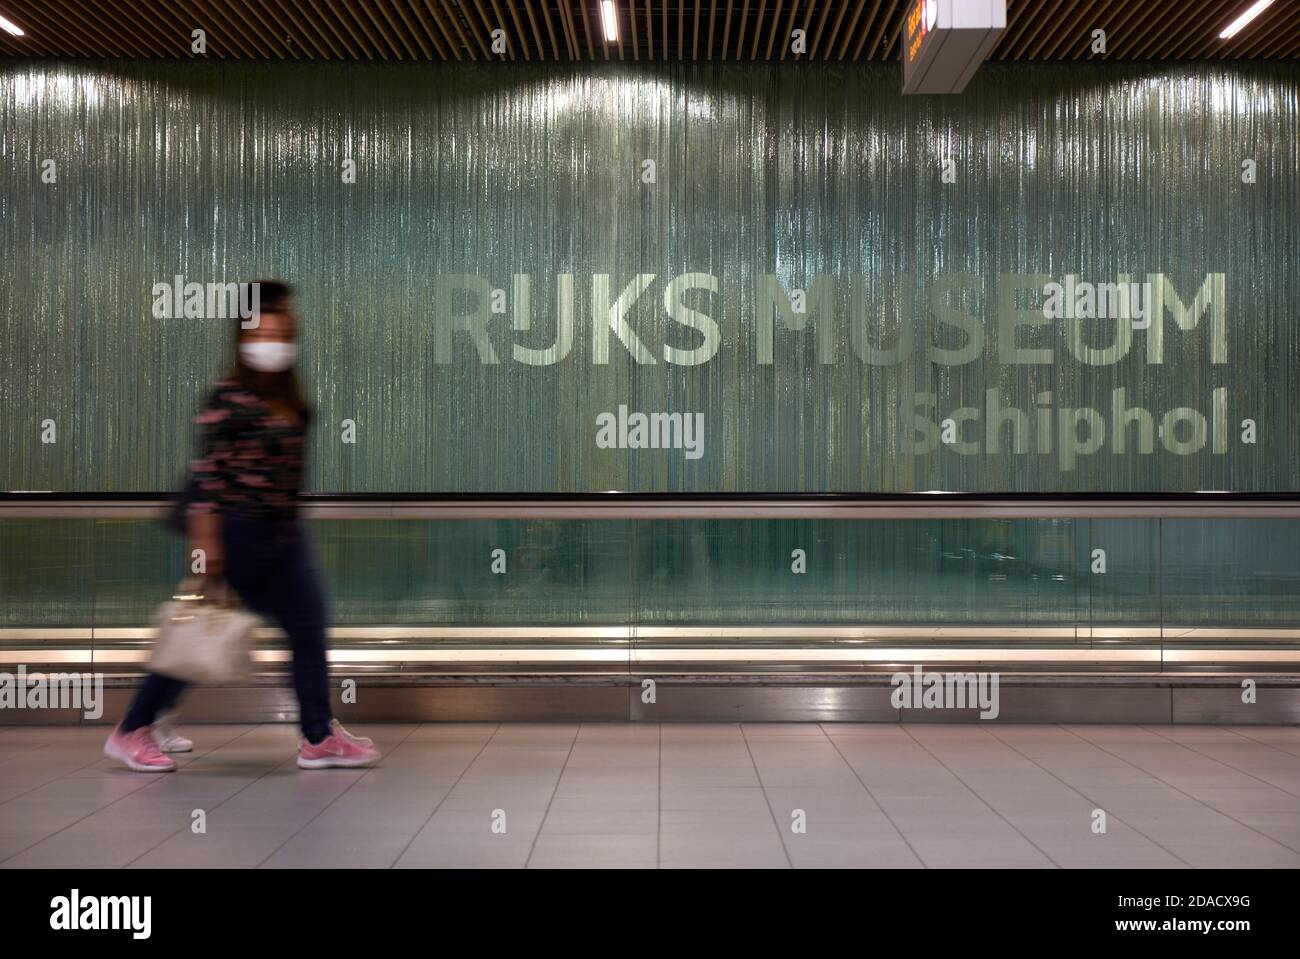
[122,512,334,744]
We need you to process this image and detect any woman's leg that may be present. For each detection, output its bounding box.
[224,517,333,744]
[120,672,188,733]
[278,524,333,743]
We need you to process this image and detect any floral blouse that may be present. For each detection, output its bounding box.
[187,379,308,521]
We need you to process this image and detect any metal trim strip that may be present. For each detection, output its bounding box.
[4,625,1299,642]
[4,648,1299,665]
[4,496,1300,519]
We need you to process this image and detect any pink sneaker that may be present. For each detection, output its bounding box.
[104,725,177,773]
[330,719,374,747]
[297,729,381,769]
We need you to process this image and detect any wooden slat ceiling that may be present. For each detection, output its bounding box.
[0,1,1296,62]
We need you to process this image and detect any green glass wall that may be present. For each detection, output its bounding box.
[2,517,1297,649]
[3,61,1298,495]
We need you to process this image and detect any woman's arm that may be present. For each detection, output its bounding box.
[186,510,224,577]
[186,388,238,577]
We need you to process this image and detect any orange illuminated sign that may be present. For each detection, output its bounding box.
[906,0,938,65]
[902,0,1006,96]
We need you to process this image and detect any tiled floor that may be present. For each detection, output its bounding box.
[1,723,1299,868]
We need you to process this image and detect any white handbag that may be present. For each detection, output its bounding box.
[149,577,258,684]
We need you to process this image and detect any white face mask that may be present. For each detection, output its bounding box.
[239,342,298,372]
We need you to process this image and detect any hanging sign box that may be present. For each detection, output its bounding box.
[902,0,1007,95]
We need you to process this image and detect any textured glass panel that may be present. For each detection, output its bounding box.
[315,519,634,626]
[2,518,636,628]
[2,62,1298,494]
[1162,519,1300,650]
[91,519,187,627]
[2,517,1299,663]
[1078,518,1162,644]
[0,519,97,627]
[632,518,1080,627]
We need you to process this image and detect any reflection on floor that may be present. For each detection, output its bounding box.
[1,723,1299,868]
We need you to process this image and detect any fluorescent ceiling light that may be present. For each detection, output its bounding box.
[0,13,25,36]
[601,1,618,43]
[1219,0,1275,39]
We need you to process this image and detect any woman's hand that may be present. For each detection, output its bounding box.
[187,512,225,578]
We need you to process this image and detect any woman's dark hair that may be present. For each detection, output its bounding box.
[230,279,309,420]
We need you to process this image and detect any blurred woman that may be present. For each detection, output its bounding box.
[106,281,381,772]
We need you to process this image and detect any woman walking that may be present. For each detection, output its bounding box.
[106,281,381,772]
